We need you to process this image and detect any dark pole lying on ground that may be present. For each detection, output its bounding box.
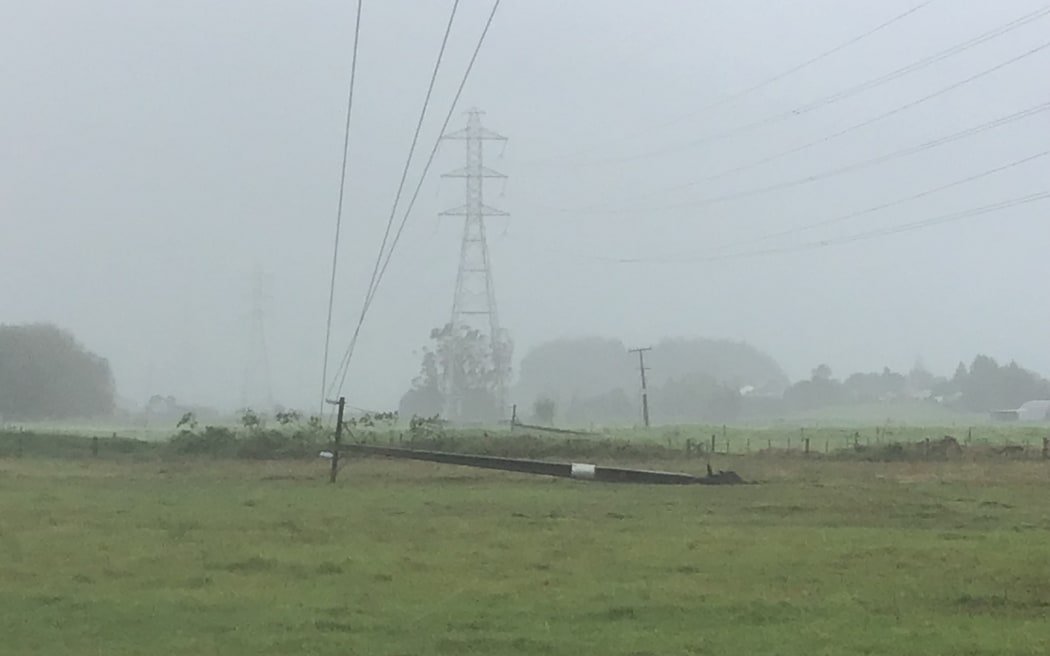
[344,443,745,485]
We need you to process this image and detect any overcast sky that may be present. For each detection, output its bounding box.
[3,0,1048,412]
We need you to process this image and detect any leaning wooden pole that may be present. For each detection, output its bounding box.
[329,397,345,484]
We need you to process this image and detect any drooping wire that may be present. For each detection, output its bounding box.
[319,0,364,413]
[326,0,503,400]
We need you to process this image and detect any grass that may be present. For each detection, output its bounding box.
[2,449,1050,655]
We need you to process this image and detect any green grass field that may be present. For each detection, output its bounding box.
[3,445,1050,655]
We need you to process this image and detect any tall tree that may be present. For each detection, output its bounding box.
[0,323,115,420]
[958,355,1050,411]
[399,323,508,423]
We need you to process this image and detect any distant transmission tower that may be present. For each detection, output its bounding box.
[241,270,274,412]
[439,108,511,422]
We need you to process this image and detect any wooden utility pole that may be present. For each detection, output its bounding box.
[329,396,346,483]
[629,347,652,428]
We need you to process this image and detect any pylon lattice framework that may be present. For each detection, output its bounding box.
[241,271,274,411]
[439,108,510,422]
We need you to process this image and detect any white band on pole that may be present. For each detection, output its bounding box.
[570,463,596,480]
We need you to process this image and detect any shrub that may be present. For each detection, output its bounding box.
[168,426,238,457]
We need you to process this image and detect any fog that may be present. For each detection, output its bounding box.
[3,0,1048,414]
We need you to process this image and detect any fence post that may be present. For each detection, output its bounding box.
[1042,437,1048,460]
[767,439,772,450]
[725,439,730,455]
[804,438,810,455]
[967,427,973,445]
[710,434,716,454]
[92,436,99,458]
[746,438,751,453]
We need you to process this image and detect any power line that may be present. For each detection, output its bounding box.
[331,0,503,399]
[552,4,1050,169]
[657,2,935,127]
[521,190,1050,267]
[798,5,1050,111]
[367,0,504,313]
[746,191,1050,258]
[523,1,934,165]
[319,0,364,413]
[575,101,1050,216]
[361,0,461,317]
[625,149,1050,263]
[325,0,462,402]
[327,0,503,400]
[641,39,1050,199]
[654,192,1050,265]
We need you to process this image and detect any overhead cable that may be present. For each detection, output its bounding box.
[523,1,935,165]
[327,0,504,400]
[561,4,1050,168]
[319,0,364,411]
[569,101,1050,216]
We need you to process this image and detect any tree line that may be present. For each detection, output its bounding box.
[546,356,1050,425]
[401,331,1050,425]
[0,323,115,421]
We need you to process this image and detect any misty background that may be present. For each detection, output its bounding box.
[3,0,1048,414]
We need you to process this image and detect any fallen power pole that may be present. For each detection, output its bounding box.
[343,443,745,485]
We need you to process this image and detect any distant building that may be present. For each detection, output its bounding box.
[991,399,1050,422]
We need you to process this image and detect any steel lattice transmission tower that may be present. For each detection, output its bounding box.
[439,108,511,422]
[240,270,274,412]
